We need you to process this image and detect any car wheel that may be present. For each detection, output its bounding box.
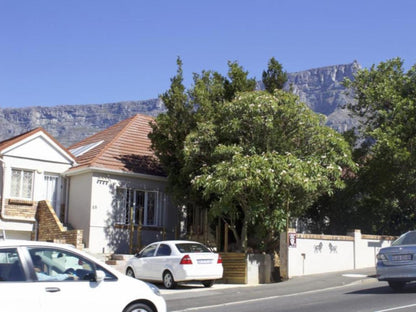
[126,267,135,278]
[202,280,215,287]
[388,281,406,291]
[163,271,176,289]
[123,302,154,312]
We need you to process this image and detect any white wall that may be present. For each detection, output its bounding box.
[288,237,354,277]
[1,229,31,240]
[69,171,177,254]
[0,218,34,233]
[2,155,72,203]
[352,230,393,268]
[0,133,74,237]
[281,230,395,279]
[67,173,92,247]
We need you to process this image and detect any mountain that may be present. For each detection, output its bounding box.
[0,99,164,147]
[284,61,359,132]
[0,62,359,147]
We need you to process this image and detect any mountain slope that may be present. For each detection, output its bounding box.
[0,62,359,147]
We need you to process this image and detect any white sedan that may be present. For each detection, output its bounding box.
[0,239,166,312]
[125,240,223,289]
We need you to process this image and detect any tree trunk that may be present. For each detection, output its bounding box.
[239,205,250,252]
[227,221,241,251]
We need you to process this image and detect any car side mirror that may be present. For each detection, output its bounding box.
[95,270,106,283]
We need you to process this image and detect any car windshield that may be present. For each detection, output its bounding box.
[392,231,416,246]
[175,243,210,253]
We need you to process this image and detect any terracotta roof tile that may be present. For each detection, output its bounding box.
[68,114,165,176]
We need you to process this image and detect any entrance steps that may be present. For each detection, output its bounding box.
[105,254,134,273]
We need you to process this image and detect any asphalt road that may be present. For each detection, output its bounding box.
[162,268,416,312]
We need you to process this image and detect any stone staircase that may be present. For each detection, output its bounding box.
[82,250,133,274]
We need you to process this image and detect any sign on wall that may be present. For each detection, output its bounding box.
[289,232,296,248]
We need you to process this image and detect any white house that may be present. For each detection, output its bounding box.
[0,115,177,253]
[0,128,76,239]
[65,114,177,254]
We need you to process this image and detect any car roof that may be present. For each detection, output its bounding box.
[150,240,205,245]
[0,239,124,277]
[0,239,75,249]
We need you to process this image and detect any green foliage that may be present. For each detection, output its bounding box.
[150,59,257,208]
[223,61,257,101]
[148,57,196,203]
[187,90,355,250]
[325,58,416,235]
[262,57,288,93]
[151,58,355,251]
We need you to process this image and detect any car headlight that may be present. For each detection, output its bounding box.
[146,282,161,296]
[377,253,387,261]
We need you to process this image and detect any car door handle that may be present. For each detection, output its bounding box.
[45,287,61,293]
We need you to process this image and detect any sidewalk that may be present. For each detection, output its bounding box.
[160,267,378,296]
[279,267,377,294]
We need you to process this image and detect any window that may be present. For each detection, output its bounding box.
[69,140,104,157]
[156,244,171,256]
[29,248,96,282]
[138,244,157,258]
[11,169,34,199]
[0,249,25,282]
[116,188,162,226]
[175,243,211,253]
[392,231,416,246]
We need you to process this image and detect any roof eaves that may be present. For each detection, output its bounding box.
[0,127,43,153]
[0,127,77,164]
[64,165,167,182]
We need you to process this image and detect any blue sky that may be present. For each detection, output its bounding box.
[1,0,416,108]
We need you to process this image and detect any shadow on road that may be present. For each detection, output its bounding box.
[347,282,416,295]
[158,282,212,291]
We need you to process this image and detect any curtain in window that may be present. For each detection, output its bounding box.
[10,169,33,199]
[44,175,58,213]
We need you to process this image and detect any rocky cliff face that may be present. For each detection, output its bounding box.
[284,61,359,132]
[0,62,359,147]
[0,99,164,147]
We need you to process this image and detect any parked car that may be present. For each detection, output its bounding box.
[376,230,416,291]
[125,240,223,289]
[0,239,166,312]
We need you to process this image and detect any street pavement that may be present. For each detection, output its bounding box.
[160,267,378,297]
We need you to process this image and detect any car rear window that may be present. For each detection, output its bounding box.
[392,231,416,246]
[175,243,210,253]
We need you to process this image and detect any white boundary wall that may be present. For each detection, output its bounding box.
[280,229,395,279]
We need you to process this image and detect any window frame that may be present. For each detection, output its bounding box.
[116,187,161,227]
[138,244,157,258]
[27,246,117,282]
[156,244,171,257]
[0,248,26,282]
[10,168,34,200]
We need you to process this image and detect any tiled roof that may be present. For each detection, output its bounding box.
[0,127,75,159]
[68,114,165,176]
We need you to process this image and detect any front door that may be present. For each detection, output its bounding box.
[43,174,59,217]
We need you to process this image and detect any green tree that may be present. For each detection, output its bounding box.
[187,90,355,251]
[148,57,196,205]
[150,59,257,213]
[341,58,416,235]
[223,61,257,101]
[262,57,288,93]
